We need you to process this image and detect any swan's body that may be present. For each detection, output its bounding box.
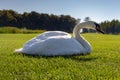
[15,21,104,56]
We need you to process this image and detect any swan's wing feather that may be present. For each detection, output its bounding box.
[39,37,85,56]
[24,31,71,46]
[22,36,85,56]
[16,31,85,56]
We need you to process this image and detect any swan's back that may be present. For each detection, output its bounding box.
[34,31,71,40]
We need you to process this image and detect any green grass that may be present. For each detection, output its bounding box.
[0,27,45,33]
[0,33,120,80]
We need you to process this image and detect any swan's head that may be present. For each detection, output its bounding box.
[93,22,104,34]
[73,21,104,36]
[83,21,104,34]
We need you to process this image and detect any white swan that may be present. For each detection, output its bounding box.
[15,21,104,56]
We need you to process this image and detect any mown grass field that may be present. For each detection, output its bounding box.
[0,33,120,80]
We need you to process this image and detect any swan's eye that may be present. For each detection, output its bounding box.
[94,23,104,34]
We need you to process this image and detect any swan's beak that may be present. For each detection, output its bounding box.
[94,23,104,34]
[96,25,104,34]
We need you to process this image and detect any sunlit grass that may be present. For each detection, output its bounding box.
[0,27,45,33]
[0,33,120,80]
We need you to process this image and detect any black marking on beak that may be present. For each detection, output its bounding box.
[94,22,104,34]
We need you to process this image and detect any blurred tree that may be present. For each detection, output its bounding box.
[1,10,120,34]
[84,17,91,22]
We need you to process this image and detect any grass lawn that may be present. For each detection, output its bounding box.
[0,33,120,80]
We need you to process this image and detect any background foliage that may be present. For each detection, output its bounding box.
[0,10,76,32]
[0,10,120,34]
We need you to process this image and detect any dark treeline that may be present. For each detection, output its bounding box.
[100,20,120,34]
[0,10,120,34]
[0,10,76,32]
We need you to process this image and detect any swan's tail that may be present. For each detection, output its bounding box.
[14,48,23,53]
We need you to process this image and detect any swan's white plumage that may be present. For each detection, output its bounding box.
[15,21,99,56]
[15,31,86,56]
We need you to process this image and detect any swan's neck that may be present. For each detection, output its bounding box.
[73,23,91,53]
